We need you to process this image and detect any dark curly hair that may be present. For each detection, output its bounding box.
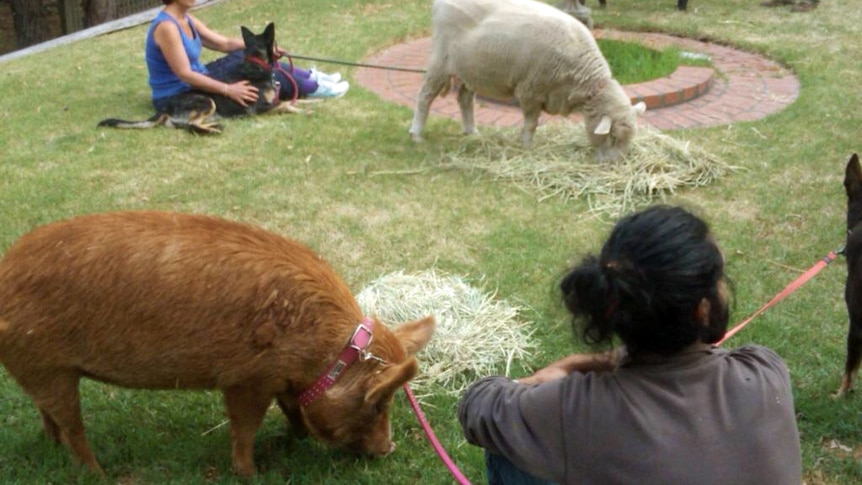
[560,205,729,355]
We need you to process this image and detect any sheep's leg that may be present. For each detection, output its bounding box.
[456,84,477,136]
[519,101,543,147]
[410,69,450,142]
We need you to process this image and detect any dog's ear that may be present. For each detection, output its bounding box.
[264,23,276,48]
[240,26,254,48]
[844,153,862,198]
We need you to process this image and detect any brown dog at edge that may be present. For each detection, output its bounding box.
[839,152,862,397]
[0,211,435,476]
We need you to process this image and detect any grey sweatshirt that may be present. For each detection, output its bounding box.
[458,345,802,484]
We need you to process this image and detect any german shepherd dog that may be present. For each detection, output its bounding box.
[98,23,305,134]
[839,152,862,397]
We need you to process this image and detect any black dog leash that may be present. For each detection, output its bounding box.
[282,52,426,74]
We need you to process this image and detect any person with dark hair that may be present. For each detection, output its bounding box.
[458,205,802,485]
[147,0,348,113]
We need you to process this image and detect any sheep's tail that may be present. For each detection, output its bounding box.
[97,113,166,130]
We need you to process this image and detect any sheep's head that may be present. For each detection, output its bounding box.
[585,81,646,163]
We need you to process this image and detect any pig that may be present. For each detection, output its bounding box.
[0,211,435,476]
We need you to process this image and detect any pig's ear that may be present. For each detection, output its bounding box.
[365,359,418,404]
[392,316,435,357]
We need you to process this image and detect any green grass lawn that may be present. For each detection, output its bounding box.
[0,0,860,483]
[598,38,711,84]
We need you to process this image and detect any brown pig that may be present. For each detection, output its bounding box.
[0,211,435,477]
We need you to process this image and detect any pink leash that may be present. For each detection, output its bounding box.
[404,383,472,485]
[717,248,840,346]
[271,44,300,105]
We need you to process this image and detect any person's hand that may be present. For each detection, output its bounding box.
[274,45,289,59]
[517,364,570,385]
[224,81,259,107]
[516,347,627,386]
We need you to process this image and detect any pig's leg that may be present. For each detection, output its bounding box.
[222,386,271,476]
[26,373,104,474]
[276,394,308,438]
[39,408,61,443]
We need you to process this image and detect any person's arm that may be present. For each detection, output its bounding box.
[517,347,626,385]
[152,19,257,106]
[190,14,244,53]
[458,376,568,481]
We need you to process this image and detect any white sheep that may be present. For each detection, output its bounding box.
[409,0,646,163]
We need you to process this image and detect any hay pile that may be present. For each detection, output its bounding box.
[440,121,736,217]
[357,269,535,396]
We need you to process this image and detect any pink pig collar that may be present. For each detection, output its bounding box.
[298,317,387,407]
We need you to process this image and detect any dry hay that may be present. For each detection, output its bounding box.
[440,121,737,217]
[357,269,535,396]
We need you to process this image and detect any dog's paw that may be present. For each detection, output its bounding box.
[188,122,222,135]
[832,380,853,399]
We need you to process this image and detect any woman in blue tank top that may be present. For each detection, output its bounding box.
[147,0,349,112]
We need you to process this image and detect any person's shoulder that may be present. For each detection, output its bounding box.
[186,13,207,29]
[725,344,789,372]
[152,17,182,41]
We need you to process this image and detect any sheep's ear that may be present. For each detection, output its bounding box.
[632,101,646,115]
[594,115,612,135]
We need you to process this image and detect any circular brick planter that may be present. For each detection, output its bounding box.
[355,29,800,131]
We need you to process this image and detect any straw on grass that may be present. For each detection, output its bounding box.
[357,269,535,397]
[439,121,737,217]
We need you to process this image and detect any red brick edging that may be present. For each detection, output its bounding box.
[355,29,800,131]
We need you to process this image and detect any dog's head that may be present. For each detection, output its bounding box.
[241,23,276,67]
[844,153,862,232]
[239,23,277,83]
[238,23,280,105]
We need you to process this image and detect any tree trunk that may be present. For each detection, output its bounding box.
[9,0,59,49]
[83,0,117,28]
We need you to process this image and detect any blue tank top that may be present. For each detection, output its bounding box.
[145,11,209,101]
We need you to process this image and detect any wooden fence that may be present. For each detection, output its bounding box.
[0,0,163,55]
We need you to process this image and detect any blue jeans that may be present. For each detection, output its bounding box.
[486,451,558,485]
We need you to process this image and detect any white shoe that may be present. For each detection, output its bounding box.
[309,67,342,84]
[307,80,350,99]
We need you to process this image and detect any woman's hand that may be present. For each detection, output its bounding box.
[224,81,259,107]
[517,364,570,385]
[517,347,627,385]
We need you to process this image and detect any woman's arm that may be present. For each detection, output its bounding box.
[153,20,257,106]
[190,14,244,53]
[517,347,626,385]
[458,377,567,481]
